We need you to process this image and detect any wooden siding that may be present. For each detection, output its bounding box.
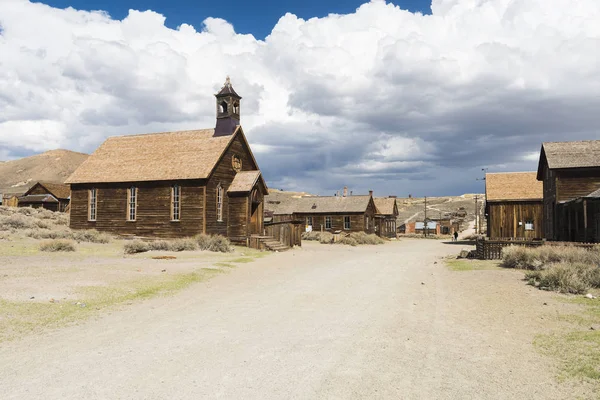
[295,212,375,233]
[206,132,260,236]
[70,181,205,238]
[556,170,600,202]
[487,201,544,239]
[227,195,249,240]
[25,184,70,212]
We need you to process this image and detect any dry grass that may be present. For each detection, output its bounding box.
[502,245,600,294]
[124,235,232,254]
[39,239,76,252]
[303,231,383,245]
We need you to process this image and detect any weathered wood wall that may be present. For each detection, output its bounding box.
[265,222,302,248]
[227,195,249,241]
[26,185,69,212]
[487,201,544,239]
[70,181,205,238]
[206,132,260,237]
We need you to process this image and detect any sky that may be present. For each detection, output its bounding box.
[1,0,600,197]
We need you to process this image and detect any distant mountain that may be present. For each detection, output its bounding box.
[0,149,88,195]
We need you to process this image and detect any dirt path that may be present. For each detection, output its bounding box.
[0,240,578,399]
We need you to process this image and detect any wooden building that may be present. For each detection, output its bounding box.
[18,182,71,212]
[66,78,268,244]
[373,197,398,238]
[267,192,378,234]
[485,172,543,239]
[537,141,600,241]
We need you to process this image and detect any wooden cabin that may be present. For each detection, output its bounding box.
[18,182,71,212]
[537,140,600,241]
[65,78,268,245]
[373,197,398,238]
[267,192,377,234]
[485,172,543,239]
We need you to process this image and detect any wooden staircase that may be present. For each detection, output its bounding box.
[250,235,290,252]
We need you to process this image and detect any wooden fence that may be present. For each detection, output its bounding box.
[476,239,598,260]
[264,220,303,248]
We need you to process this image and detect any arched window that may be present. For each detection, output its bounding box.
[171,185,180,221]
[233,102,239,114]
[216,184,224,222]
[127,186,137,221]
[219,101,228,114]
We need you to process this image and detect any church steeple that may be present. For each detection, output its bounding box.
[214,76,242,137]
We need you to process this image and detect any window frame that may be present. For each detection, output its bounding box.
[88,188,97,222]
[216,184,224,222]
[344,216,351,230]
[171,185,181,222]
[325,216,332,229]
[306,216,313,226]
[525,220,534,231]
[127,186,137,222]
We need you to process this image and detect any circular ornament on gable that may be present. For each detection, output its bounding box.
[232,155,242,172]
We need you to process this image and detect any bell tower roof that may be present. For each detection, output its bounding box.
[216,76,241,99]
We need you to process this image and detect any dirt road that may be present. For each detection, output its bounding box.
[0,240,576,399]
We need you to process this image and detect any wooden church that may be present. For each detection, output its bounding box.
[66,78,268,245]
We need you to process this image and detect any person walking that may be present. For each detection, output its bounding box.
[453,231,459,242]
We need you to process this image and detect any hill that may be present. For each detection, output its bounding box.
[0,149,88,195]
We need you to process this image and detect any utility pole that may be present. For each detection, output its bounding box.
[424,196,428,237]
[474,195,479,235]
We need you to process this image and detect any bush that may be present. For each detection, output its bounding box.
[208,235,233,253]
[148,240,172,251]
[337,236,358,246]
[170,238,198,252]
[123,240,150,254]
[37,209,56,220]
[54,214,69,226]
[319,232,334,244]
[25,228,72,240]
[502,245,600,271]
[72,229,111,244]
[194,233,212,250]
[301,231,322,241]
[348,232,385,245]
[526,262,600,294]
[0,214,35,230]
[17,207,36,215]
[39,239,76,252]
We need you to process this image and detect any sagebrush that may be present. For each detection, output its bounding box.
[39,239,76,252]
[503,245,600,294]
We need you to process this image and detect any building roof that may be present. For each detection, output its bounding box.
[24,182,70,199]
[66,128,242,184]
[585,188,600,198]
[270,195,373,215]
[18,194,58,203]
[374,198,397,216]
[216,77,241,98]
[537,140,600,179]
[486,172,543,202]
[228,170,262,193]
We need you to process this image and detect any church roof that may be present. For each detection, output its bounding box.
[216,76,241,98]
[66,128,241,184]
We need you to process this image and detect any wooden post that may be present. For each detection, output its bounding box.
[584,199,588,242]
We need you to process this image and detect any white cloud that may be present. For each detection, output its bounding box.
[1,0,599,196]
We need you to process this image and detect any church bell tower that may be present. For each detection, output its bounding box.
[214,76,242,137]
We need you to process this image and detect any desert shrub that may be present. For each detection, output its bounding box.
[25,228,72,240]
[501,246,542,270]
[337,236,358,246]
[0,214,35,230]
[123,240,150,254]
[348,232,385,245]
[170,238,198,252]
[72,229,111,244]
[39,239,76,252]
[302,231,322,241]
[53,214,69,226]
[0,232,11,241]
[502,245,600,271]
[319,232,334,244]
[526,262,600,294]
[148,240,172,251]
[17,207,36,216]
[194,233,212,250]
[37,209,56,220]
[208,235,233,253]
[34,219,53,230]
